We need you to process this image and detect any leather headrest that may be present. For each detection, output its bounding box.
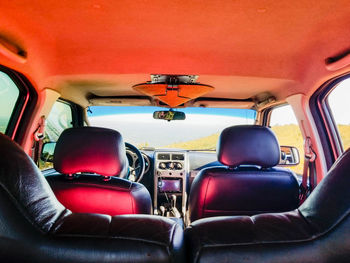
[54,127,128,177]
[0,132,67,232]
[217,125,280,168]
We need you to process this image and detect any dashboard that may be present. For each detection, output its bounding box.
[139,149,222,216]
[153,151,188,215]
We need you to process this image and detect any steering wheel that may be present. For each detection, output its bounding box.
[125,142,145,182]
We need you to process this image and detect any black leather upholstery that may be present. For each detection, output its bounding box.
[185,148,350,263]
[189,125,299,221]
[54,126,128,177]
[49,126,152,216]
[217,125,280,168]
[46,174,152,215]
[189,166,299,220]
[0,133,184,262]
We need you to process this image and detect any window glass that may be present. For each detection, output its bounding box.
[270,105,304,175]
[45,101,73,142]
[40,101,73,170]
[87,106,256,150]
[0,72,19,133]
[327,79,350,151]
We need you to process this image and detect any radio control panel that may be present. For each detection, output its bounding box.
[153,151,188,216]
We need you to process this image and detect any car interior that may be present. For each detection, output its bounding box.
[0,1,350,262]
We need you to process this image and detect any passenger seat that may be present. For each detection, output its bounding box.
[188,125,299,222]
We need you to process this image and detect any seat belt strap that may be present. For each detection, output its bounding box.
[300,137,316,204]
[32,116,46,164]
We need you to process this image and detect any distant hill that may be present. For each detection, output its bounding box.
[338,125,350,151]
[165,133,219,150]
[166,124,308,175]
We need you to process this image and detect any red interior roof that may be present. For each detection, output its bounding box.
[1,0,350,103]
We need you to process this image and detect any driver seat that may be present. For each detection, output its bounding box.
[46,127,152,215]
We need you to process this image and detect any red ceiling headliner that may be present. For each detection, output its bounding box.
[1,0,350,102]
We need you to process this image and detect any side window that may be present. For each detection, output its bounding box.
[270,105,304,175]
[39,100,73,170]
[0,71,20,134]
[45,101,73,142]
[327,79,350,152]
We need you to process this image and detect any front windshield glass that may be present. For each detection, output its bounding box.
[87,106,256,150]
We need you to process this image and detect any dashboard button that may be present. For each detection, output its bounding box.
[175,162,183,170]
[168,162,175,169]
[159,162,166,169]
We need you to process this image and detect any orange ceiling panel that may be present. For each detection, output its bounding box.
[133,83,214,108]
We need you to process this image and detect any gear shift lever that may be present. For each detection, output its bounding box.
[170,195,181,218]
[171,194,177,208]
[160,206,166,217]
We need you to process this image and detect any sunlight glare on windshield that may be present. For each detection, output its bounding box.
[88,106,256,150]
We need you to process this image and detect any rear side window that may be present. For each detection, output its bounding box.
[270,105,304,175]
[0,72,20,133]
[45,100,73,142]
[327,79,350,151]
[40,100,73,170]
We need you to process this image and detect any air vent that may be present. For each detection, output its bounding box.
[158,153,170,160]
[172,154,184,161]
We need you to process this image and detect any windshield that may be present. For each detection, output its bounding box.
[87,106,256,150]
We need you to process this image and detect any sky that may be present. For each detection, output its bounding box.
[328,79,350,125]
[270,105,299,126]
[88,106,256,119]
[88,107,256,147]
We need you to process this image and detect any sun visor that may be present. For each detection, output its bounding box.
[192,99,255,109]
[89,97,152,106]
[132,75,214,108]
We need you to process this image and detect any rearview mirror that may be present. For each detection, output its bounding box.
[153,110,186,121]
[41,142,56,163]
[279,146,300,166]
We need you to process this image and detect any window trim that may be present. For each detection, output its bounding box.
[57,98,85,128]
[0,65,36,140]
[263,103,288,128]
[44,98,82,141]
[48,98,76,132]
[262,103,305,175]
[39,98,76,170]
[310,73,350,166]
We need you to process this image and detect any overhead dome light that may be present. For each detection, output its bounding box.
[132,75,214,108]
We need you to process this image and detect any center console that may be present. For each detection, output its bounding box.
[153,151,188,217]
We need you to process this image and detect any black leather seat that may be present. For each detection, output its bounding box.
[188,125,299,221]
[0,132,184,262]
[46,127,152,216]
[185,148,350,263]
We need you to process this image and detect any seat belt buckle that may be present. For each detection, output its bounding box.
[299,183,309,204]
[33,116,46,142]
[304,137,316,162]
